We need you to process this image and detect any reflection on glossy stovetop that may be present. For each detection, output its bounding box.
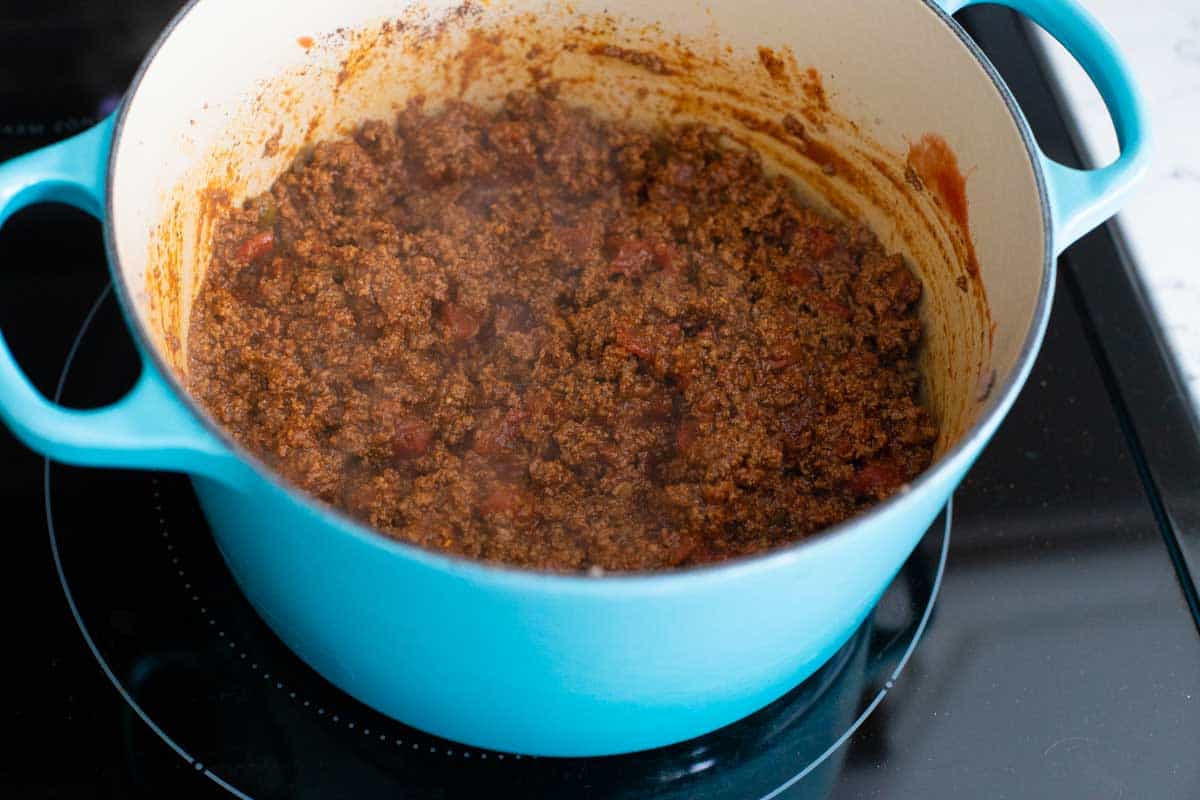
[1,4,1198,798]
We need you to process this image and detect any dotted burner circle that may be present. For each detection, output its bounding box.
[149,475,521,762]
[47,286,949,799]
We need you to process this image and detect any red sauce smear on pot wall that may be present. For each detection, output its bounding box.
[756,46,792,90]
[906,133,978,276]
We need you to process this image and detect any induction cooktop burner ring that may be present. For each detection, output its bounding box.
[757,503,949,800]
[46,283,951,798]
[144,467,530,761]
[42,285,250,798]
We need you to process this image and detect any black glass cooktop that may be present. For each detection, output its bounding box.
[2,5,1199,799]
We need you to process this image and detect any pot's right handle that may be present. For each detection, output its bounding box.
[936,0,1151,255]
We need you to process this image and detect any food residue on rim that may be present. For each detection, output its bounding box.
[588,43,673,75]
[757,46,792,91]
[755,47,829,120]
[262,126,283,157]
[297,35,315,49]
[456,28,506,96]
[906,133,977,276]
[799,67,828,112]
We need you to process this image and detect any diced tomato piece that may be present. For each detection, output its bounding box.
[609,238,654,277]
[608,235,685,278]
[479,484,533,517]
[615,327,655,359]
[235,230,275,263]
[818,297,852,321]
[849,458,906,497]
[785,266,818,288]
[440,302,484,341]
[393,419,433,459]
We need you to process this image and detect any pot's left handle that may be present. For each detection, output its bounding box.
[0,116,237,484]
[936,0,1152,255]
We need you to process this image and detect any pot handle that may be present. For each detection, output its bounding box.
[0,115,236,483]
[936,0,1151,254]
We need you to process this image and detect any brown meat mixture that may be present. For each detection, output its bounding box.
[187,90,937,572]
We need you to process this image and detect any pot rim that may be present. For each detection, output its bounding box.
[104,0,1054,588]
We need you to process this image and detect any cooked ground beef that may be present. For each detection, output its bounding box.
[187,89,937,572]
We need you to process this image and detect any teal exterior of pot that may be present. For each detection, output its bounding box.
[0,0,1149,756]
[190,461,955,755]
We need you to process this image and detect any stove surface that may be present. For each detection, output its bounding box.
[2,5,1198,798]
